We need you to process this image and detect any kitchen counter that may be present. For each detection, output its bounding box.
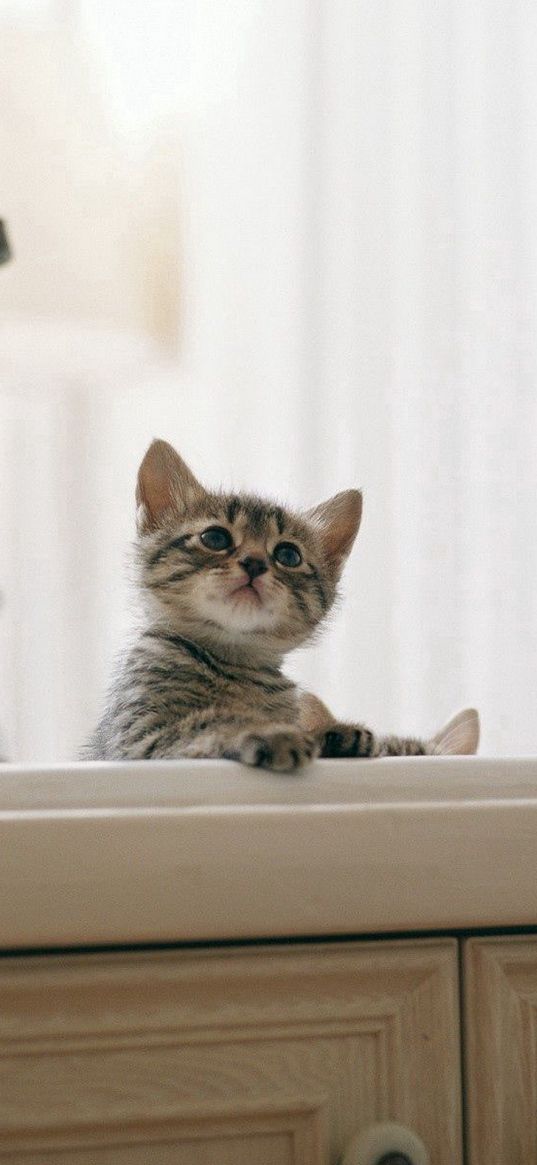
[0,757,536,949]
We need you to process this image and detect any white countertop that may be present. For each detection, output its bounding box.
[1,757,536,949]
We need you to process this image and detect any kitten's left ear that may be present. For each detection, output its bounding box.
[136,439,205,533]
[305,489,362,569]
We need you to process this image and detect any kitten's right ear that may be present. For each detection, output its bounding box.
[305,489,363,570]
[136,439,205,533]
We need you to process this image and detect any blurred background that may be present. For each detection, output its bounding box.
[1,0,536,760]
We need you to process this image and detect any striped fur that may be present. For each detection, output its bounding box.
[83,441,479,769]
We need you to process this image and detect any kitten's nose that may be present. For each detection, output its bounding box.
[239,556,268,581]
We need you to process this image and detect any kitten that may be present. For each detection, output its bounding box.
[84,440,479,769]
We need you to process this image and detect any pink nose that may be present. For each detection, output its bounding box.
[239,556,268,581]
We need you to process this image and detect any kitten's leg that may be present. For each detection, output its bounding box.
[297,693,479,757]
[297,692,335,733]
[222,724,319,772]
[298,692,381,757]
[298,692,428,757]
[147,709,319,772]
[320,722,382,757]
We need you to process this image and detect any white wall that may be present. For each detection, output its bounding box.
[1,0,536,758]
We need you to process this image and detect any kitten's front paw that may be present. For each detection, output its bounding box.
[320,722,378,758]
[227,728,319,773]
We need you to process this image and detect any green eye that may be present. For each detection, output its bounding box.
[200,526,233,551]
[273,541,302,568]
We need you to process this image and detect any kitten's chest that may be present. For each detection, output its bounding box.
[213,674,298,722]
[135,641,298,722]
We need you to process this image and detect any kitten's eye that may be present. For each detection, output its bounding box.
[273,541,302,568]
[200,526,233,551]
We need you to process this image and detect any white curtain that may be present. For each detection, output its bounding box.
[1,0,536,759]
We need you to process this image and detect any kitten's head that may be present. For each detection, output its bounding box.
[135,440,362,659]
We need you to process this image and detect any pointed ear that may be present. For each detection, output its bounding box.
[136,439,205,533]
[429,708,480,756]
[305,489,362,569]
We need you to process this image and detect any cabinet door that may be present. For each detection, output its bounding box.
[0,939,461,1164]
[464,936,537,1164]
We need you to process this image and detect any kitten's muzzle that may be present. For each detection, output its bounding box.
[239,556,268,581]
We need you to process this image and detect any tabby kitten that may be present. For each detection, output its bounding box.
[84,440,479,769]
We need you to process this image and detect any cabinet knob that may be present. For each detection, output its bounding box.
[0,221,11,265]
[340,1122,429,1165]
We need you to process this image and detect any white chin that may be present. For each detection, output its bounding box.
[199,594,278,634]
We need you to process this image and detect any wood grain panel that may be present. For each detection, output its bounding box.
[0,940,461,1163]
[464,936,537,1164]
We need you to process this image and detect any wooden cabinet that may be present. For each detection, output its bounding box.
[464,935,537,1165]
[0,940,461,1164]
[6,932,537,1162]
